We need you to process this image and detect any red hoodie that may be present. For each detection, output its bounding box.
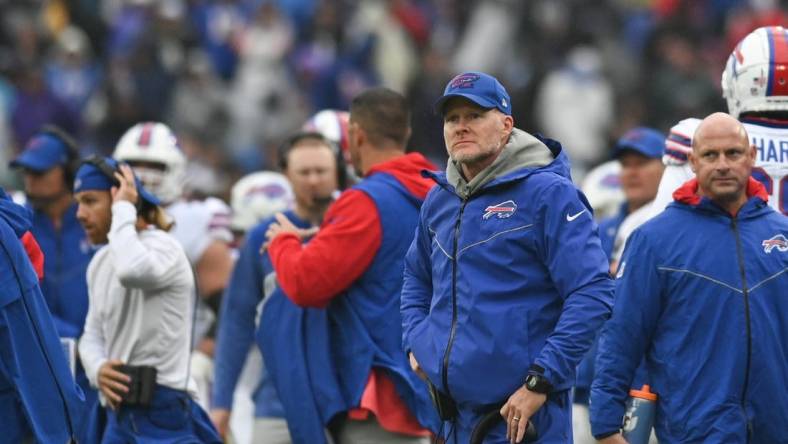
[672,177,769,215]
[268,151,436,436]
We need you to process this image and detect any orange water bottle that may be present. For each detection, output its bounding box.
[622,384,657,444]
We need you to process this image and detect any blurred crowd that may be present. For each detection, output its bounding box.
[1,0,787,195]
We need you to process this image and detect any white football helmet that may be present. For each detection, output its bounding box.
[581,160,624,220]
[722,26,788,119]
[113,122,186,204]
[230,171,294,232]
[302,109,351,164]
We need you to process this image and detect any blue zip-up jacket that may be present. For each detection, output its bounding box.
[29,202,93,339]
[328,172,440,433]
[259,285,345,444]
[401,130,614,442]
[576,202,642,405]
[0,188,85,443]
[574,205,625,404]
[212,210,311,417]
[590,179,788,443]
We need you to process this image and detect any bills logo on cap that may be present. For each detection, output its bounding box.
[483,200,517,220]
[450,73,481,89]
[762,234,788,253]
[27,138,45,151]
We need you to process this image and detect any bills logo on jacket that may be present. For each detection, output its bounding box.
[762,234,788,253]
[483,200,517,220]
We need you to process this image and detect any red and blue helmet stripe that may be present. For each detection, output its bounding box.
[766,26,788,96]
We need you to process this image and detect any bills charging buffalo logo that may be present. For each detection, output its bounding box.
[483,200,517,220]
[450,73,480,89]
[762,234,788,253]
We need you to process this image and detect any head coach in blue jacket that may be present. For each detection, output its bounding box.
[590,112,788,443]
[401,71,615,443]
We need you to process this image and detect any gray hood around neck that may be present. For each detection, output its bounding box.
[446,128,554,198]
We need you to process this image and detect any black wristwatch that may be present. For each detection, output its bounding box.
[524,365,553,394]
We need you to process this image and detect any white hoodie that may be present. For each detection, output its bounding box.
[79,201,197,403]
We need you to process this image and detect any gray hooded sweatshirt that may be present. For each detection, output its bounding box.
[446,128,555,199]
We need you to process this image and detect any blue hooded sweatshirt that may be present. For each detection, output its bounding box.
[0,188,85,443]
[591,179,788,443]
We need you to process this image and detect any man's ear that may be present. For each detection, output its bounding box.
[352,122,365,149]
[502,115,514,132]
[688,151,697,173]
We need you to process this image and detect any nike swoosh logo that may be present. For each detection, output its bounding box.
[566,209,587,222]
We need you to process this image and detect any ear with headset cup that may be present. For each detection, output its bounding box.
[38,125,81,191]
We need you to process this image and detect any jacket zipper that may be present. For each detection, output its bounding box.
[441,197,467,398]
[731,217,752,443]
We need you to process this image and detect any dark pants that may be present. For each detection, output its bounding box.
[102,385,220,444]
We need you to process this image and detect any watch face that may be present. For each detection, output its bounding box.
[526,375,537,389]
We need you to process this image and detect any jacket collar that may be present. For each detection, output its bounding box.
[425,132,571,197]
[672,177,770,218]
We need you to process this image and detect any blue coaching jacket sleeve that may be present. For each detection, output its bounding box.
[212,225,267,410]
[400,206,434,355]
[533,179,614,390]
[590,230,662,437]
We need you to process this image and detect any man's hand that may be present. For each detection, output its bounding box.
[598,433,628,444]
[210,408,231,440]
[263,213,319,248]
[408,351,426,381]
[111,164,139,205]
[98,360,130,410]
[500,385,546,444]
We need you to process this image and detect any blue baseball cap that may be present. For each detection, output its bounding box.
[434,71,512,116]
[74,156,161,206]
[10,133,71,172]
[615,127,665,159]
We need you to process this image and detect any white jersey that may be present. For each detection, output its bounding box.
[79,202,197,402]
[167,197,233,266]
[612,118,788,261]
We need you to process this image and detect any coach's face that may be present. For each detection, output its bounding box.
[285,141,338,212]
[443,98,512,167]
[690,116,755,208]
[75,189,113,245]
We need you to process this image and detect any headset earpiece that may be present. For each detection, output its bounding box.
[38,125,80,191]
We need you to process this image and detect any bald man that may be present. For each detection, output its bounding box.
[589,113,788,443]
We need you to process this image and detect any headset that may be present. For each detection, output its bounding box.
[36,125,81,191]
[277,131,349,191]
[79,155,148,213]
